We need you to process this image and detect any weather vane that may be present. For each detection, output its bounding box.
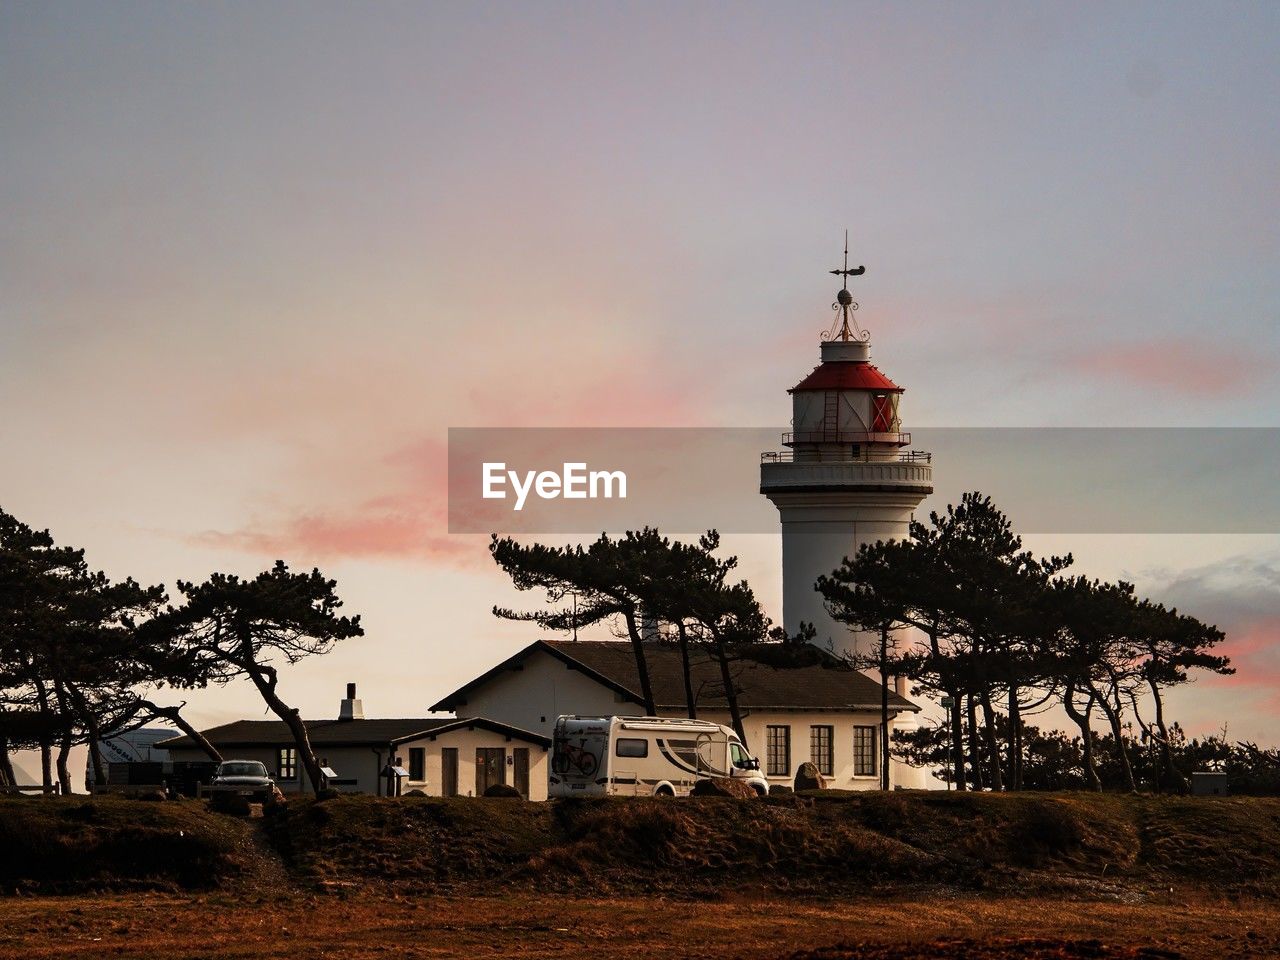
[826,230,869,342]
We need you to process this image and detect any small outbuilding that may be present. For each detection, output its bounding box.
[1190,770,1230,797]
[158,685,550,799]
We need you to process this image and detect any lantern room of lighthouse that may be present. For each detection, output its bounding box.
[760,248,934,664]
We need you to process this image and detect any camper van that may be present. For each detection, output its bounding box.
[549,715,769,797]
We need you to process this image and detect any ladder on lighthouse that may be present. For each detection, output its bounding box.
[822,391,839,441]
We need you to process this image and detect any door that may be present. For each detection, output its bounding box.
[441,747,458,797]
[512,748,530,798]
[475,748,505,795]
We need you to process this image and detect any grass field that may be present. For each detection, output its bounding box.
[1,791,1277,958]
[1,891,1277,959]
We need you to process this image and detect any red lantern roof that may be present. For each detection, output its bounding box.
[789,362,903,393]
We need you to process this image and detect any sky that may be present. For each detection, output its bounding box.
[2,2,1279,781]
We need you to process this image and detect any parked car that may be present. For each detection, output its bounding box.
[207,760,275,803]
[550,715,769,798]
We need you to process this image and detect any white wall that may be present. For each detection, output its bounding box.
[695,709,918,791]
[400,728,549,800]
[453,649,628,738]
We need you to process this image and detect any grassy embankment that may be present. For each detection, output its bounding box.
[2,791,1278,899]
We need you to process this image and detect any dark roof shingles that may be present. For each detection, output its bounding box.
[159,716,550,751]
[540,640,916,712]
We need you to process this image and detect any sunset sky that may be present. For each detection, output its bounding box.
[2,2,1278,768]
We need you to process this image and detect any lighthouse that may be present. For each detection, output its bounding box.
[760,247,933,663]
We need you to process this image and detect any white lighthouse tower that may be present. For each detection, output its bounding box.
[760,247,933,663]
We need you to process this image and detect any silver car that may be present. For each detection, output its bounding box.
[208,760,274,803]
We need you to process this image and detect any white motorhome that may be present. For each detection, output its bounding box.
[549,715,769,797]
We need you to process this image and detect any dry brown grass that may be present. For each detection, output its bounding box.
[0,891,1277,960]
[6,791,1280,903]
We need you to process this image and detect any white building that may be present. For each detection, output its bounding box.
[159,685,550,799]
[432,639,918,791]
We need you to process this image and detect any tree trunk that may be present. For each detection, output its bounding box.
[52,682,75,794]
[1063,686,1101,791]
[710,632,748,749]
[0,735,15,788]
[965,693,984,790]
[622,609,657,715]
[66,685,106,790]
[86,721,105,790]
[40,742,53,793]
[676,622,697,719]
[1147,677,1178,791]
[979,691,1004,791]
[246,668,324,795]
[56,732,73,795]
[879,627,890,791]
[142,701,222,763]
[34,680,54,792]
[948,690,965,790]
[1007,686,1022,791]
[1095,685,1136,792]
[929,622,964,791]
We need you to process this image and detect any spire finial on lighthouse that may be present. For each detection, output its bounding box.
[827,230,868,342]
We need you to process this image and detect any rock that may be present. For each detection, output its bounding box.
[769,784,794,796]
[403,789,427,796]
[134,789,168,802]
[691,777,757,799]
[483,783,523,798]
[794,762,826,792]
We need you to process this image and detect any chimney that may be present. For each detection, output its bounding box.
[640,608,660,643]
[339,682,363,721]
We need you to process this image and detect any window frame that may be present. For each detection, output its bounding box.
[810,725,834,777]
[852,725,877,778]
[765,725,791,778]
[276,746,297,781]
[408,747,426,782]
[615,737,649,758]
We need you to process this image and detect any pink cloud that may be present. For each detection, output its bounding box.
[185,354,711,566]
[1077,340,1272,396]
[1201,616,1280,714]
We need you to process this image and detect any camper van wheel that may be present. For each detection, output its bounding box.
[752,784,767,797]
[654,785,674,797]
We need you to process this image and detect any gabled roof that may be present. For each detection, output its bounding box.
[791,362,902,393]
[156,716,550,751]
[432,639,918,714]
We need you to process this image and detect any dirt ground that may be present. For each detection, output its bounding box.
[1,892,1277,960]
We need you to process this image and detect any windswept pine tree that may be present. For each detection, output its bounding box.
[818,492,1228,793]
[491,529,773,746]
[156,563,364,795]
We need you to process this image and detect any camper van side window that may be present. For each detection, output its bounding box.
[616,738,648,758]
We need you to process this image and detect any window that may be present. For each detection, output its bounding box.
[616,738,648,758]
[730,742,753,770]
[853,726,877,777]
[766,725,790,777]
[810,725,834,777]
[276,747,297,781]
[408,747,425,782]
